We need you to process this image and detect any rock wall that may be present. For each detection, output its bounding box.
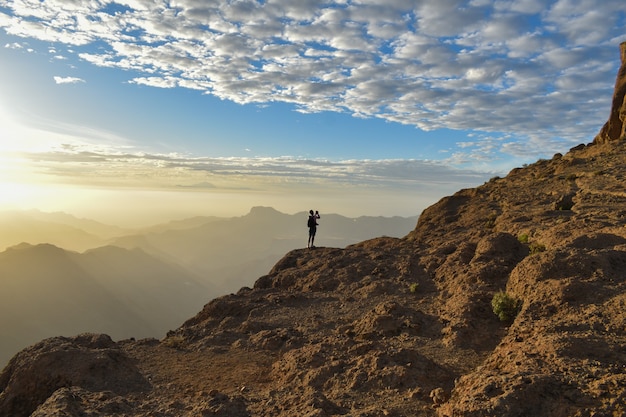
[594,41,626,144]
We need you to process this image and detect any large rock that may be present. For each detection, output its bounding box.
[594,42,626,143]
[0,334,149,417]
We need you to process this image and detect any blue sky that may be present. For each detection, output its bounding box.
[0,0,624,225]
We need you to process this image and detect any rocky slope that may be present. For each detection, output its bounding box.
[1,42,625,417]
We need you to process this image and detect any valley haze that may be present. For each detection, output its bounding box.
[0,206,418,368]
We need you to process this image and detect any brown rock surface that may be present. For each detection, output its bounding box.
[594,41,626,144]
[0,334,149,417]
[3,45,626,417]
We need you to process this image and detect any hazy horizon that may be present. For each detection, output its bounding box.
[0,183,451,229]
[0,200,421,230]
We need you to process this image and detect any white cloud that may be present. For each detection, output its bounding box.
[493,0,546,15]
[19,145,492,192]
[4,42,23,49]
[129,76,178,88]
[1,0,624,153]
[53,76,85,84]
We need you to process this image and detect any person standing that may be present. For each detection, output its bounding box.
[307,209,320,249]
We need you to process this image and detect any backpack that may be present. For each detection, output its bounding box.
[307,216,316,227]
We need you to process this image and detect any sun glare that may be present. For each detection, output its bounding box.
[0,151,33,211]
[0,100,26,151]
[0,181,48,211]
[0,104,51,210]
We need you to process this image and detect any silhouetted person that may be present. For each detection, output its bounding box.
[307,209,320,248]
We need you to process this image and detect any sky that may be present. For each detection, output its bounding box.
[0,0,624,226]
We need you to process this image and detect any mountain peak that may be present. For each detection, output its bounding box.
[248,206,281,215]
[4,242,65,254]
[246,206,284,219]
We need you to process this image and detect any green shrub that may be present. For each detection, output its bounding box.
[162,335,185,349]
[409,283,419,293]
[491,291,521,322]
[529,242,546,254]
[485,213,498,229]
[518,233,529,244]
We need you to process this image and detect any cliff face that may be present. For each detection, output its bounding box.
[2,47,626,417]
[594,42,626,143]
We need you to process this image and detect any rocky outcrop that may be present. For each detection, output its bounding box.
[594,41,626,143]
[0,334,149,417]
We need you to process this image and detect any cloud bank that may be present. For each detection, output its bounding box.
[1,0,624,147]
[20,144,491,192]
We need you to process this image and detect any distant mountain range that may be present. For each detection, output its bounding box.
[0,207,417,366]
[110,206,419,291]
[0,242,211,369]
[0,209,135,253]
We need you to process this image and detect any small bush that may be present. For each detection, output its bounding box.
[162,335,185,349]
[518,233,529,244]
[529,242,546,254]
[491,291,521,322]
[409,283,419,293]
[485,213,498,229]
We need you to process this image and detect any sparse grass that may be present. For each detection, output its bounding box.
[485,212,498,229]
[491,291,522,322]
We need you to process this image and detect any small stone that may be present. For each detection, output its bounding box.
[430,387,447,405]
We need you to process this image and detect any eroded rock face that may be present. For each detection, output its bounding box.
[594,42,626,144]
[0,334,149,417]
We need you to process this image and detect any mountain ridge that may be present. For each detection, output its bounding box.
[0,209,417,367]
[108,207,418,292]
[0,242,212,368]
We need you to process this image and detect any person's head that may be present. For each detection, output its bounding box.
[309,210,314,215]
